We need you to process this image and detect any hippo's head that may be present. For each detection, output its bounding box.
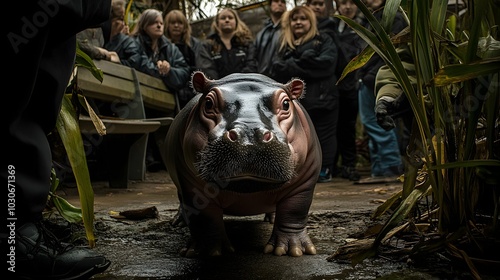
[188,71,307,191]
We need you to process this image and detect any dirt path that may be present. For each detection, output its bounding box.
[55,170,470,279]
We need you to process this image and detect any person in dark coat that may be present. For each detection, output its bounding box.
[164,9,218,109]
[103,0,144,69]
[3,1,112,278]
[271,5,339,183]
[253,0,288,77]
[356,0,407,183]
[306,0,361,181]
[132,8,190,93]
[131,8,190,172]
[204,8,257,78]
[330,0,367,181]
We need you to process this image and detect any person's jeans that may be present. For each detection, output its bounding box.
[358,83,402,176]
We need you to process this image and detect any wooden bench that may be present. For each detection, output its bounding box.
[76,59,176,188]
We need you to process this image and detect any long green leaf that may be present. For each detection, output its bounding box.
[433,59,500,86]
[56,95,96,248]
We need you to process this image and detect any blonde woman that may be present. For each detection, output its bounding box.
[164,9,217,108]
[204,8,257,78]
[271,6,339,183]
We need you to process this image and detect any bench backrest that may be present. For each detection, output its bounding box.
[77,59,176,119]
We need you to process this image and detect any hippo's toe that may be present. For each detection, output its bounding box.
[264,228,316,257]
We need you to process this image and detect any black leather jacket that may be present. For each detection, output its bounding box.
[253,18,282,77]
[271,33,339,111]
[134,33,190,92]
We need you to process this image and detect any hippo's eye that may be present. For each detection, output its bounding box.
[282,99,290,111]
[205,98,214,110]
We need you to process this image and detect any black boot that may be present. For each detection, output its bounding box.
[12,222,110,280]
[341,166,361,181]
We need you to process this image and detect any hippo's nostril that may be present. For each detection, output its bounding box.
[262,131,273,142]
[227,130,238,142]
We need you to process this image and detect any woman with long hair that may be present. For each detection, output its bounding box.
[164,9,217,108]
[132,8,189,93]
[204,8,257,77]
[132,8,190,171]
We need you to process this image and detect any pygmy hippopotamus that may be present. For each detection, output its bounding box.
[164,71,321,257]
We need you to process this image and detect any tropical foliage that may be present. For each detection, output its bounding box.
[330,0,500,278]
[47,46,105,248]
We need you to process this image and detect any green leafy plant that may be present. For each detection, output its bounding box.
[48,45,105,248]
[331,0,500,277]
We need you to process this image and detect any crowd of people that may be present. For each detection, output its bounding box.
[74,0,407,182]
[4,0,408,278]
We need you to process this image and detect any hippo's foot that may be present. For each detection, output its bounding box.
[263,227,316,257]
[180,237,235,258]
[263,212,275,224]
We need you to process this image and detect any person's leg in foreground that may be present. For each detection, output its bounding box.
[3,1,113,278]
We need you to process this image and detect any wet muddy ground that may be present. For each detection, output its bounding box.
[55,170,495,280]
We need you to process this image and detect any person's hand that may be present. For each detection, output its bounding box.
[96,48,120,63]
[375,96,397,130]
[122,25,129,35]
[108,51,120,63]
[157,60,171,76]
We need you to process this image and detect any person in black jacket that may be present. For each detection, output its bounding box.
[132,8,190,93]
[103,0,144,70]
[164,9,218,109]
[132,8,190,172]
[330,0,367,181]
[3,1,111,278]
[254,0,288,77]
[271,5,339,183]
[204,8,257,78]
[306,0,362,181]
[356,0,407,183]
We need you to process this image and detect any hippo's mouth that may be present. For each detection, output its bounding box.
[194,138,295,192]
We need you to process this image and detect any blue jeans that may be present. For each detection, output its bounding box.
[358,83,402,176]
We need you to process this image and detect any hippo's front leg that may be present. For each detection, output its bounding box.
[180,201,234,257]
[264,189,317,257]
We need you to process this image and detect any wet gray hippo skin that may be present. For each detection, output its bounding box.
[164,71,321,257]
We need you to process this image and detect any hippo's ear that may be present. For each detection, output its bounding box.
[191,71,211,94]
[285,78,305,100]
